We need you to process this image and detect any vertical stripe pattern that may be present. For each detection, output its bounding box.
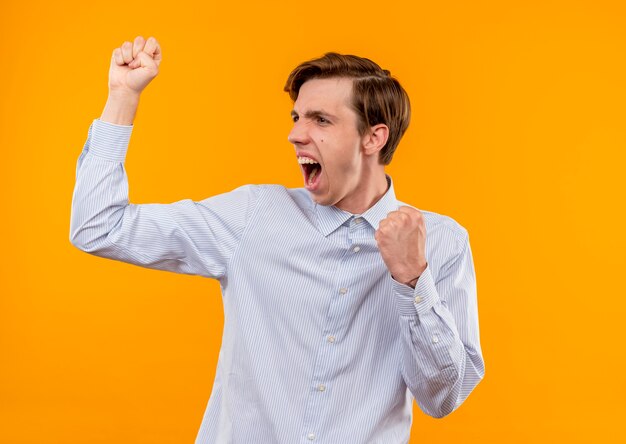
[70,119,485,444]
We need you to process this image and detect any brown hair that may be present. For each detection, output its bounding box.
[284,52,411,165]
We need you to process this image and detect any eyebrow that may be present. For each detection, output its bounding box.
[291,109,338,121]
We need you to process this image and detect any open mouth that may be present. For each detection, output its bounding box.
[298,156,322,190]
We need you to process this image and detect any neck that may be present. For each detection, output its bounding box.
[335,168,389,214]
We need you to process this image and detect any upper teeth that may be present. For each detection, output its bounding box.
[298,156,319,164]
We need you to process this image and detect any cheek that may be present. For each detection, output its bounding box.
[317,132,361,177]
[325,154,359,181]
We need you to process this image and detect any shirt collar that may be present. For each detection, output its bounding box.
[314,175,398,236]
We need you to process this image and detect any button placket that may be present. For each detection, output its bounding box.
[302,223,368,442]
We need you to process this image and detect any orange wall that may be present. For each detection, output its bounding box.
[1,0,625,442]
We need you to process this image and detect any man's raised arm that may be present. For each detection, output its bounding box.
[69,36,261,279]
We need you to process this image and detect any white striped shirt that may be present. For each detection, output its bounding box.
[70,118,485,444]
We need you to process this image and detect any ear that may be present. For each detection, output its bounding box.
[362,124,389,157]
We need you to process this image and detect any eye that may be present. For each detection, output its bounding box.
[292,115,299,122]
[317,116,329,124]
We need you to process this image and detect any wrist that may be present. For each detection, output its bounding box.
[392,275,419,288]
[406,276,419,289]
[107,89,141,103]
[392,262,427,288]
[101,92,140,126]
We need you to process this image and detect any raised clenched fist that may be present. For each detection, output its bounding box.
[374,206,428,288]
[109,36,162,97]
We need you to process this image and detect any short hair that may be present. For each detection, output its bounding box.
[284,52,411,165]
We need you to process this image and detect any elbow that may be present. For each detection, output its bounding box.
[69,203,127,253]
[427,406,453,420]
[436,367,485,419]
[420,364,486,419]
[69,230,91,252]
[69,210,117,253]
[69,223,85,251]
[421,397,456,420]
[69,218,90,251]
[424,397,459,420]
[69,224,106,253]
[69,212,89,251]
[411,366,460,419]
[430,389,460,419]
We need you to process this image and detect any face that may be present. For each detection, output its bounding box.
[288,77,368,210]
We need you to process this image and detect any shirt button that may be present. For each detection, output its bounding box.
[432,335,439,344]
[354,217,363,224]
[307,433,316,440]
[317,384,326,392]
[327,335,336,343]
[353,246,361,252]
[339,287,348,295]
[414,295,422,303]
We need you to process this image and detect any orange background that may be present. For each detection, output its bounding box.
[1,0,625,442]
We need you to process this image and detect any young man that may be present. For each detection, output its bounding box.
[70,36,485,443]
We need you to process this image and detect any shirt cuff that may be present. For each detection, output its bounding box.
[89,118,134,162]
[392,263,440,317]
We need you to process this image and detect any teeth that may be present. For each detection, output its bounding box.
[298,156,319,164]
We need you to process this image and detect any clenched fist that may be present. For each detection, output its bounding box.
[109,36,162,97]
[374,206,428,288]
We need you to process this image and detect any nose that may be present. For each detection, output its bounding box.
[287,120,310,146]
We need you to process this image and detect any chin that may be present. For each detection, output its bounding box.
[308,191,333,206]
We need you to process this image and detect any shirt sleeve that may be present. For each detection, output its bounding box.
[392,230,485,418]
[69,118,262,279]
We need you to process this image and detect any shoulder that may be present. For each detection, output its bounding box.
[206,183,314,213]
[236,184,311,204]
[251,184,313,204]
[195,183,291,202]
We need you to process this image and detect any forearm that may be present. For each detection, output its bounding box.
[69,119,133,253]
[100,92,140,125]
[398,300,484,418]
[394,246,484,418]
